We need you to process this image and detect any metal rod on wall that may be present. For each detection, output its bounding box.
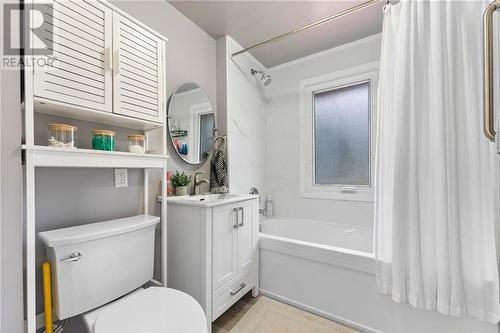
[231,0,384,57]
[483,0,499,142]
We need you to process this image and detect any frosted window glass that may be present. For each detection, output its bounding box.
[313,81,370,186]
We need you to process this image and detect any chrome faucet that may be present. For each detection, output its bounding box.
[193,171,209,195]
[249,187,266,217]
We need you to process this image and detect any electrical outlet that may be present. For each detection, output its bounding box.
[114,169,128,188]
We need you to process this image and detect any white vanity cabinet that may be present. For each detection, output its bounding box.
[167,195,259,326]
[212,200,255,289]
[33,0,166,124]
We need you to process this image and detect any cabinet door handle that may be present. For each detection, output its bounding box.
[105,47,112,73]
[113,50,120,74]
[239,207,244,227]
[233,208,239,229]
[230,283,246,295]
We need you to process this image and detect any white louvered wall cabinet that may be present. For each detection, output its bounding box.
[112,13,164,122]
[33,0,166,125]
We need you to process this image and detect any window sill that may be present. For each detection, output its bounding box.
[300,189,374,202]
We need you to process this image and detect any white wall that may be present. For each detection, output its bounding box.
[0,0,24,331]
[217,36,267,198]
[265,34,382,227]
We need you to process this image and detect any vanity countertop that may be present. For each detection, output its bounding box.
[166,193,258,207]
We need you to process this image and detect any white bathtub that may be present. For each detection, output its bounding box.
[260,217,373,272]
[259,217,497,333]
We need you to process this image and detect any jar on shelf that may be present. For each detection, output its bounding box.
[92,130,116,151]
[48,124,77,148]
[127,134,146,154]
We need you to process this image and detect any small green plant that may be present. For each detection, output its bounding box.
[171,171,192,187]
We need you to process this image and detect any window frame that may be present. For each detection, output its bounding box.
[299,62,379,202]
[189,102,213,162]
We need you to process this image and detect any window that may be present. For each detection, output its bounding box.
[299,62,378,201]
[199,113,215,160]
[189,102,214,162]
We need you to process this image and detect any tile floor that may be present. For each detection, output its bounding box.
[212,292,360,333]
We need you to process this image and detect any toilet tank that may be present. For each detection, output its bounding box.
[38,215,160,320]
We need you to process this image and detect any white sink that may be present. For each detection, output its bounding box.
[166,193,257,207]
[182,193,240,202]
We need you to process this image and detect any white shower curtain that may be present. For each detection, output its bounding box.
[375,0,500,323]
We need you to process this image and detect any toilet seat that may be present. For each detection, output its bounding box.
[92,287,207,333]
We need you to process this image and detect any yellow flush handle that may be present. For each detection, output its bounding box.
[42,262,53,333]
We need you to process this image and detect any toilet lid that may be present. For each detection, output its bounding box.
[94,287,207,333]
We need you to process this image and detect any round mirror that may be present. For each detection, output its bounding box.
[167,83,215,165]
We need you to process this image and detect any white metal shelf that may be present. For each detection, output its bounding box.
[22,145,168,168]
[34,99,163,131]
[23,1,169,331]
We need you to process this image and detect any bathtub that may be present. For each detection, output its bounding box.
[259,217,496,333]
[260,217,373,272]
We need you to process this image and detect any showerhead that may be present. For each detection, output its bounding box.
[251,68,272,86]
[263,75,272,86]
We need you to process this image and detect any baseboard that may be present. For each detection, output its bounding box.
[259,288,383,333]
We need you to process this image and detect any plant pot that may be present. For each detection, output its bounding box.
[175,186,188,196]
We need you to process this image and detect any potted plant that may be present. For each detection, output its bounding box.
[171,171,192,196]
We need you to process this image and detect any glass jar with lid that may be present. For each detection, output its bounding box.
[92,130,116,151]
[48,124,78,148]
[127,134,146,154]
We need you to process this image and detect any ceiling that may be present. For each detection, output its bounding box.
[169,1,384,68]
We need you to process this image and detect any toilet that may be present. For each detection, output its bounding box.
[38,215,207,333]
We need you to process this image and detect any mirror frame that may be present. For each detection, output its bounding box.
[167,82,216,166]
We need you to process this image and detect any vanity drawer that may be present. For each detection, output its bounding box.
[212,266,256,321]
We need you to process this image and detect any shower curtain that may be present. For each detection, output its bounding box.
[375,0,500,323]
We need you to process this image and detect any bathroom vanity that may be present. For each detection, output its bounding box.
[167,194,259,324]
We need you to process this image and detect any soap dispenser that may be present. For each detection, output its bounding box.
[265,195,273,217]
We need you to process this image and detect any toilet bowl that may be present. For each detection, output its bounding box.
[38,215,207,333]
[82,287,207,333]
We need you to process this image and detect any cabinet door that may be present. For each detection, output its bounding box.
[237,200,255,273]
[34,0,113,112]
[212,204,238,290]
[112,13,164,123]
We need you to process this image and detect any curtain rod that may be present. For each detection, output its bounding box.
[231,0,387,57]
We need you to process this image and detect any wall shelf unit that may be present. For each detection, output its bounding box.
[34,100,164,131]
[22,1,169,332]
[22,145,168,168]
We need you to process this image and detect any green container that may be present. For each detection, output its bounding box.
[92,130,116,151]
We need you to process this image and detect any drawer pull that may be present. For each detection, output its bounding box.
[230,283,246,295]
